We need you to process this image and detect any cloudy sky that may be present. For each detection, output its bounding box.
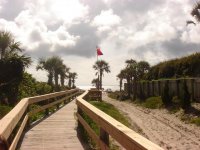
[0,0,200,87]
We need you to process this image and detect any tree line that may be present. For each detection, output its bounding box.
[0,30,77,106]
[36,56,78,91]
[116,52,200,100]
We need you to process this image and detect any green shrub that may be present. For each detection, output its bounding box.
[180,80,191,110]
[191,117,200,126]
[29,104,45,122]
[107,91,129,101]
[0,105,12,119]
[108,91,119,99]
[142,97,163,109]
[161,81,172,107]
[79,101,130,149]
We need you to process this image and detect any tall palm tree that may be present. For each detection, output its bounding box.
[93,60,110,89]
[68,72,72,89]
[37,56,66,91]
[60,65,70,87]
[36,58,54,86]
[51,56,64,90]
[0,31,22,59]
[71,72,77,88]
[91,78,99,88]
[125,59,138,99]
[117,69,126,92]
[191,2,200,22]
[137,61,150,79]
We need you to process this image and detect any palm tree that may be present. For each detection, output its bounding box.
[71,72,77,88]
[117,70,126,92]
[137,61,150,79]
[51,56,64,90]
[91,78,99,88]
[191,2,200,23]
[93,60,110,89]
[36,58,54,86]
[0,31,22,59]
[68,72,72,89]
[125,59,137,98]
[37,56,65,91]
[60,65,70,87]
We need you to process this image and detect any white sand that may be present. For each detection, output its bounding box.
[103,93,200,150]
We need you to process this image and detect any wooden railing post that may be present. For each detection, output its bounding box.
[100,128,109,147]
[26,105,30,128]
[45,99,49,116]
[56,97,59,110]
[64,93,68,104]
[77,107,82,131]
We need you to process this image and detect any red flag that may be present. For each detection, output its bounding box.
[97,48,103,56]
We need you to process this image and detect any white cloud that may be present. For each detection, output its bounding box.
[92,9,121,32]
[181,26,200,44]
[0,0,199,87]
[0,0,6,12]
[25,0,89,25]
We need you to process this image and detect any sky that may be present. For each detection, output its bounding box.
[0,0,200,86]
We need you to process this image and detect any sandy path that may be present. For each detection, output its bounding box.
[103,93,200,150]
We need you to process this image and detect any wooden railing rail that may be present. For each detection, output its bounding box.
[76,91,164,150]
[0,89,80,150]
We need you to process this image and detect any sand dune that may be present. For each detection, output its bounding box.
[103,94,200,150]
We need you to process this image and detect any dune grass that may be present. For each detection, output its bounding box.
[90,101,130,127]
[79,100,131,149]
[135,96,163,109]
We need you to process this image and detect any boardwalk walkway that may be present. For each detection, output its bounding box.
[20,99,85,150]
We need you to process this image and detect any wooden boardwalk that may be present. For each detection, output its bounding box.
[20,99,85,150]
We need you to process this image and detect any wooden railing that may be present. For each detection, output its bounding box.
[76,91,164,150]
[0,89,80,150]
[84,88,102,101]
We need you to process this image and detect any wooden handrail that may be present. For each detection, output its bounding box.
[76,91,164,150]
[0,89,80,150]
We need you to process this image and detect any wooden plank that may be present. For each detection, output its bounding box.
[9,115,28,150]
[0,99,29,140]
[76,91,163,150]
[20,100,84,150]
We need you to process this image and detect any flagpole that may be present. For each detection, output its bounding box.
[97,46,100,90]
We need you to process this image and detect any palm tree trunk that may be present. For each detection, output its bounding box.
[119,79,122,92]
[100,71,103,89]
[68,78,71,89]
[54,72,59,91]
[133,79,137,100]
[48,72,53,86]
[127,77,131,98]
[60,75,64,86]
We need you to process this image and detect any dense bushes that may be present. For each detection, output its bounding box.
[0,72,52,106]
[18,72,52,100]
[146,52,200,80]
[0,57,25,105]
[0,105,12,119]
